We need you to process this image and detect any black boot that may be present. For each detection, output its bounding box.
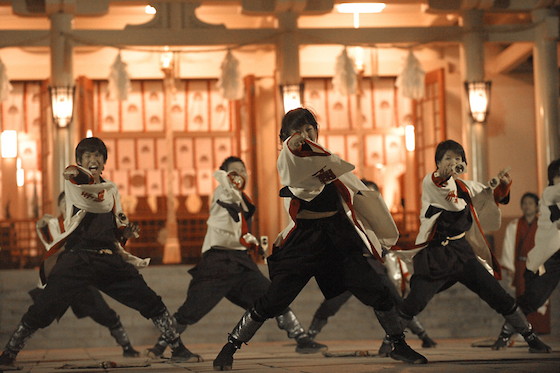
[214,339,240,371]
[295,334,328,354]
[109,321,140,357]
[171,339,203,362]
[213,309,264,371]
[491,322,516,350]
[0,322,36,367]
[375,308,428,364]
[408,317,437,348]
[151,310,202,362]
[276,309,327,354]
[307,316,328,340]
[0,350,17,368]
[503,307,551,353]
[390,334,429,364]
[146,322,186,358]
[146,336,167,359]
[378,335,392,357]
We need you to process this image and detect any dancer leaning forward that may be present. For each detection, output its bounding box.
[212,108,427,370]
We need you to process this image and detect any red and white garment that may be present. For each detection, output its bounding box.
[275,135,399,260]
[201,170,258,254]
[41,165,149,278]
[394,172,508,278]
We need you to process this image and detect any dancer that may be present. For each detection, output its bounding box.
[213,108,427,371]
[147,156,326,358]
[396,139,550,354]
[0,137,199,368]
[307,180,436,355]
[31,191,139,357]
[492,159,560,350]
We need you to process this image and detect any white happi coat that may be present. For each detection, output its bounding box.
[41,165,149,279]
[201,170,256,253]
[526,183,560,272]
[275,136,399,259]
[394,172,504,276]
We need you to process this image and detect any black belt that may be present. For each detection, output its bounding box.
[295,212,343,229]
[70,248,115,255]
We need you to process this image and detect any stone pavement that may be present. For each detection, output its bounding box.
[2,337,559,373]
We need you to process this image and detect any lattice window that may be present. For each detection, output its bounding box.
[90,79,242,263]
[303,77,412,217]
[414,69,447,190]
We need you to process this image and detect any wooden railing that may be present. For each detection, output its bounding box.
[0,219,42,269]
[0,216,209,269]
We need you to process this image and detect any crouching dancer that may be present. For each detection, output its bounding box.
[395,140,550,355]
[0,137,200,368]
[30,191,139,357]
[147,156,325,358]
[212,108,427,371]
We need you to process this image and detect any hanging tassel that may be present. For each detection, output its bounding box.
[395,50,425,100]
[0,58,13,102]
[332,47,357,96]
[108,53,131,101]
[217,50,244,100]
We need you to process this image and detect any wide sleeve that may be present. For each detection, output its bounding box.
[277,135,355,190]
[213,170,243,204]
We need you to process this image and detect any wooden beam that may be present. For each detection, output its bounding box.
[0,23,538,49]
[487,42,533,74]
[0,30,49,47]
[64,26,466,47]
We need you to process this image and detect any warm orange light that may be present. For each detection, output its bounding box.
[16,157,24,187]
[405,124,415,151]
[145,5,156,15]
[465,81,491,123]
[1,130,17,158]
[49,86,75,128]
[336,3,386,14]
[280,84,304,114]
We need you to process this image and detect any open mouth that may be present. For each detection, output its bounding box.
[88,165,99,172]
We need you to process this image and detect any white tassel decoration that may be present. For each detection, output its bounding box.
[332,48,358,96]
[0,58,13,102]
[217,50,244,100]
[108,53,131,101]
[395,51,425,100]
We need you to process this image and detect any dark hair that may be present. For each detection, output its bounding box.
[434,140,467,166]
[360,178,379,192]
[279,108,318,142]
[520,192,539,206]
[547,158,560,186]
[220,156,244,172]
[75,137,107,164]
[57,191,65,205]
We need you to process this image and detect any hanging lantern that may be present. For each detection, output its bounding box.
[279,83,304,113]
[217,50,244,100]
[465,81,492,123]
[49,86,75,128]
